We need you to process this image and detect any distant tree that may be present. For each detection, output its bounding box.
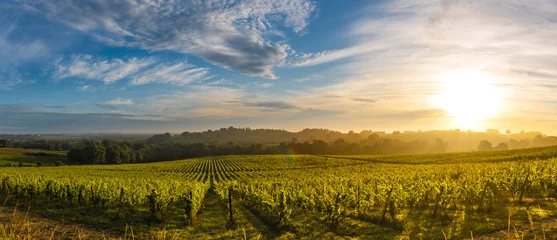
[368,134,379,143]
[181,132,190,138]
[505,129,511,135]
[509,139,519,149]
[0,139,10,148]
[478,140,493,151]
[188,143,211,157]
[105,144,123,164]
[486,129,500,135]
[431,139,448,153]
[146,133,172,144]
[531,135,545,147]
[493,142,509,151]
[67,147,83,164]
[81,141,106,164]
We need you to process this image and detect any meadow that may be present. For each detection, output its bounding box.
[1,147,557,239]
[0,148,66,167]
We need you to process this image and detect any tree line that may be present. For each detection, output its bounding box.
[62,135,450,165]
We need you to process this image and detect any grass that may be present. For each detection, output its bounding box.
[0,148,66,167]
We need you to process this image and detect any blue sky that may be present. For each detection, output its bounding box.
[1,0,557,134]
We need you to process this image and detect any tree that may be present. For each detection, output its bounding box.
[188,143,211,157]
[105,144,123,164]
[486,129,500,135]
[493,142,509,151]
[505,129,511,135]
[67,147,83,164]
[430,139,448,153]
[81,141,106,164]
[478,140,493,151]
[0,139,10,148]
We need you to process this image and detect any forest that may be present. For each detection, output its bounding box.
[2,127,557,165]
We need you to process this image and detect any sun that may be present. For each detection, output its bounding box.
[434,69,501,128]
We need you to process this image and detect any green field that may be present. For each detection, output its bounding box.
[2,147,557,239]
[0,148,67,167]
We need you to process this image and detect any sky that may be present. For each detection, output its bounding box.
[1,0,557,134]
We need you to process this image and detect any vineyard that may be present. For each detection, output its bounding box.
[2,147,557,239]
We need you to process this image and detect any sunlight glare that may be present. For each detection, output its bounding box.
[435,69,501,128]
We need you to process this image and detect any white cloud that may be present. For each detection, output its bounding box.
[15,0,317,79]
[78,85,93,92]
[252,82,273,88]
[292,75,317,83]
[103,98,134,106]
[291,0,557,69]
[0,69,35,90]
[96,97,134,110]
[131,62,210,86]
[55,55,210,86]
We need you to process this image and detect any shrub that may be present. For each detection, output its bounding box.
[55,161,64,166]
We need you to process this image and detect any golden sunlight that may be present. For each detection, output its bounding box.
[434,69,501,128]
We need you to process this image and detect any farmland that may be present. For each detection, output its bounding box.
[0,148,66,167]
[1,147,557,239]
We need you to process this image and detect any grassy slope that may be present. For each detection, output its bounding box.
[0,148,66,166]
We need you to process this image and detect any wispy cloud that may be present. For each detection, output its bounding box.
[14,0,317,79]
[237,101,300,112]
[130,62,210,86]
[55,55,210,86]
[293,75,318,83]
[252,82,274,88]
[96,98,134,110]
[78,85,93,92]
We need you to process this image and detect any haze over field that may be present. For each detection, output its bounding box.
[1,0,557,134]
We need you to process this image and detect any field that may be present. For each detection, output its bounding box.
[0,148,67,167]
[1,147,557,239]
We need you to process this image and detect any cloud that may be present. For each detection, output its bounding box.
[78,85,93,92]
[55,54,210,85]
[103,98,134,106]
[241,101,300,111]
[0,12,47,90]
[0,70,27,90]
[351,98,377,103]
[293,75,317,83]
[292,0,557,70]
[281,0,557,132]
[140,86,320,120]
[14,0,317,79]
[130,62,210,86]
[252,82,274,88]
[0,104,181,133]
[96,98,134,110]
